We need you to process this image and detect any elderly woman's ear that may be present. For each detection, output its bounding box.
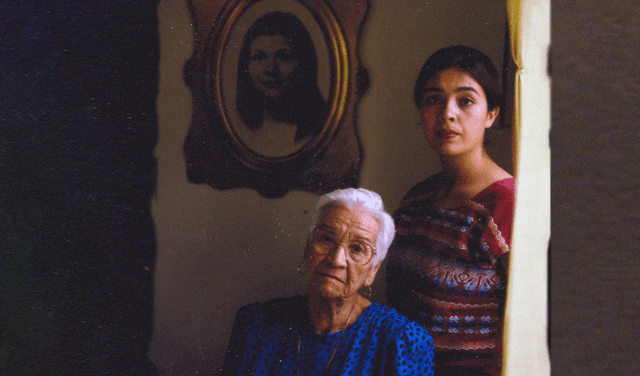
[364,262,382,288]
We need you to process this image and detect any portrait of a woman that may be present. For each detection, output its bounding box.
[385,45,516,376]
[235,11,328,157]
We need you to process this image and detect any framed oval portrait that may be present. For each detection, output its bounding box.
[203,0,348,171]
[184,0,368,198]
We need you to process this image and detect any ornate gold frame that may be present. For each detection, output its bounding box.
[184,0,369,198]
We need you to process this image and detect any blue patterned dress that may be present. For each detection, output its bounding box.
[220,295,434,376]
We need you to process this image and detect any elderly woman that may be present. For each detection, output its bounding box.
[220,188,434,376]
[386,45,516,376]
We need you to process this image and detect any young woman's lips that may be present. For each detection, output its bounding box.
[260,80,284,89]
[437,129,458,139]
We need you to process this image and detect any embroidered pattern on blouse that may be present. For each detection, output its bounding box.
[466,200,510,255]
[436,341,497,351]
[409,292,501,310]
[391,247,503,292]
[386,176,515,365]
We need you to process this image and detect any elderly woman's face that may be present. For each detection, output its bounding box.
[304,205,382,300]
[248,34,299,99]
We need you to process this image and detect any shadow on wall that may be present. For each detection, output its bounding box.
[1,2,160,375]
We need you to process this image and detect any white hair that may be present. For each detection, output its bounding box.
[314,188,395,266]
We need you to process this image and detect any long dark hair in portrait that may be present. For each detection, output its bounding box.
[236,12,327,141]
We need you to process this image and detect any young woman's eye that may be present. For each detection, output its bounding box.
[250,51,267,61]
[277,50,296,62]
[459,97,475,106]
[421,95,440,107]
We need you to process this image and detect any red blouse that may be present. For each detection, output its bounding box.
[386,173,516,375]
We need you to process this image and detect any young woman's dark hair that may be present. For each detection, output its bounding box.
[236,12,327,141]
[413,45,502,112]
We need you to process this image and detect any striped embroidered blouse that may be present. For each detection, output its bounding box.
[386,173,515,374]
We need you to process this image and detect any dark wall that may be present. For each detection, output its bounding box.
[1,2,159,375]
[551,1,640,375]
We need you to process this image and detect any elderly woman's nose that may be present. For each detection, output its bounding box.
[327,243,349,266]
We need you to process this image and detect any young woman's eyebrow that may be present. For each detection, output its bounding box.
[423,87,443,94]
[423,86,479,94]
[455,86,479,94]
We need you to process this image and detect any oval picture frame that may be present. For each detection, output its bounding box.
[184,0,369,198]
[203,0,348,172]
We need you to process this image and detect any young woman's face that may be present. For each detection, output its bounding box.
[419,68,499,157]
[248,34,299,99]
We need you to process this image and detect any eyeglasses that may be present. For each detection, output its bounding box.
[309,227,377,265]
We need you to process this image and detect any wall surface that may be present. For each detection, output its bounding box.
[150,0,509,374]
[550,1,640,375]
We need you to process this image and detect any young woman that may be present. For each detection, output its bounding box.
[235,12,327,157]
[386,45,516,376]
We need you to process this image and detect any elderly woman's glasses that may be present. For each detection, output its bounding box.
[309,227,377,265]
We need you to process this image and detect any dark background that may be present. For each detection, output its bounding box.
[1,1,638,375]
[1,1,160,375]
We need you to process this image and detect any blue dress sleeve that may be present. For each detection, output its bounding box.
[220,303,264,376]
[386,321,435,376]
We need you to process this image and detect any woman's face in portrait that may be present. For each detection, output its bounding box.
[304,206,381,300]
[248,34,299,99]
[419,68,499,157]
